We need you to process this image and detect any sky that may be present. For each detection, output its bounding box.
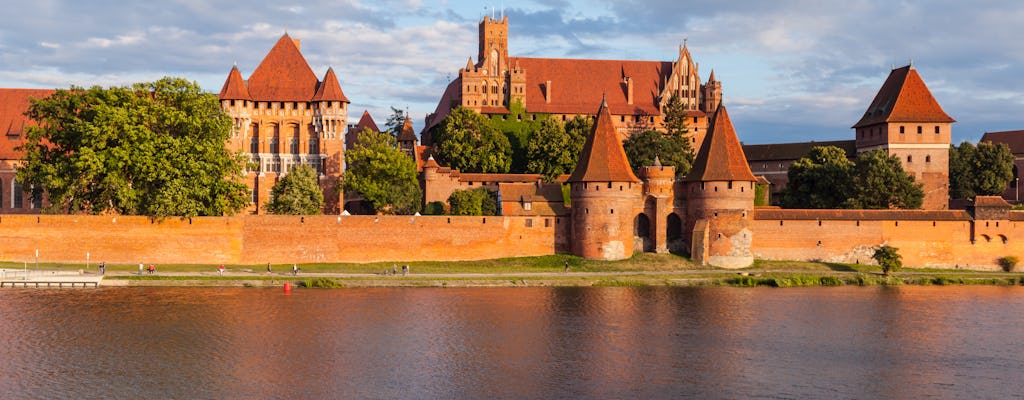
[1,0,1022,144]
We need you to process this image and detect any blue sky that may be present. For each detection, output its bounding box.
[1,0,1022,144]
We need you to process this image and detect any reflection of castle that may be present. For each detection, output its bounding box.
[425,16,721,149]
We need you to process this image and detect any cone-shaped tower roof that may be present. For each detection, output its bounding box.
[218,65,251,100]
[567,99,640,183]
[398,117,417,142]
[312,67,349,102]
[853,65,955,128]
[247,33,319,101]
[685,105,757,182]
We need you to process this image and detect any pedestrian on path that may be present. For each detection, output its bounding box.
[138,263,143,275]
[402,265,408,276]
[292,264,298,276]
[564,260,569,273]
[99,262,105,275]
[392,264,397,276]
[148,264,155,275]
[267,262,271,274]
[218,265,224,275]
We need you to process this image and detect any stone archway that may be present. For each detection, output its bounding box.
[666,213,685,255]
[634,213,653,252]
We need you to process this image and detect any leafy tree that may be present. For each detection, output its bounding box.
[526,117,587,181]
[265,164,323,215]
[423,201,446,215]
[384,106,406,137]
[448,188,497,216]
[781,146,855,209]
[949,141,1014,199]
[343,129,421,215]
[622,130,694,178]
[489,101,540,173]
[434,107,512,173]
[662,94,692,139]
[17,77,249,218]
[847,150,924,209]
[872,245,902,276]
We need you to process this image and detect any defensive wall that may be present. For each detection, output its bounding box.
[751,209,1024,270]
[0,214,569,265]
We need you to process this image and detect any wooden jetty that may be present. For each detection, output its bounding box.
[0,269,103,288]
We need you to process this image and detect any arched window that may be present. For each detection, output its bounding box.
[309,127,319,154]
[12,179,22,208]
[250,124,260,153]
[290,125,300,154]
[269,124,280,154]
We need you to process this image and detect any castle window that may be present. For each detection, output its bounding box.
[620,116,625,122]
[693,117,698,123]
[779,220,784,226]
[607,182,612,189]
[728,182,733,189]
[545,219,551,227]
[907,155,912,163]
[899,126,905,134]
[610,209,614,214]
[12,180,22,208]
[934,126,940,134]
[525,219,533,227]
[926,155,931,163]
[523,201,532,211]
[917,125,922,134]
[586,208,589,214]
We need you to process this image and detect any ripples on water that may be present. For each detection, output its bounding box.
[1,286,1023,399]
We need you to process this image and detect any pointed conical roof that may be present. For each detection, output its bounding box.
[218,65,251,100]
[398,117,417,142]
[465,57,474,71]
[567,99,640,183]
[685,105,756,182]
[853,65,956,128]
[247,34,319,101]
[708,69,716,83]
[354,110,379,133]
[312,67,349,102]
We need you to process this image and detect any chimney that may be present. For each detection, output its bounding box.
[545,80,552,104]
[626,77,634,105]
[292,39,301,51]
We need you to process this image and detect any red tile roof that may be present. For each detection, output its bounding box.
[515,57,671,116]
[981,130,1024,155]
[424,78,462,137]
[311,67,349,102]
[247,34,319,101]
[567,100,641,183]
[355,110,379,133]
[686,105,756,182]
[218,65,251,100]
[973,196,1011,207]
[0,88,54,160]
[498,182,569,216]
[853,65,956,128]
[398,118,417,142]
[743,140,856,162]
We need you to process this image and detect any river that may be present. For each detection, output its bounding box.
[0,286,1022,399]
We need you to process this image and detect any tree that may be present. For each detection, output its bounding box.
[526,117,587,181]
[343,129,421,214]
[489,101,540,173]
[17,77,249,218]
[872,245,902,276]
[622,130,693,178]
[847,150,924,209]
[265,164,323,215]
[949,141,1014,199]
[433,107,512,173]
[448,188,497,216]
[781,146,855,209]
[383,106,406,137]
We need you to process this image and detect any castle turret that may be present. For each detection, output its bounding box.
[639,156,676,253]
[568,98,643,260]
[701,69,722,113]
[684,105,757,268]
[397,117,418,156]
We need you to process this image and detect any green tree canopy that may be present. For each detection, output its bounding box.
[949,141,1014,199]
[384,106,406,137]
[872,245,902,276]
[433,107,512,173]
[846,150,924,209]
[17,77,249,218]
[525,116,588,181]
[489,101,540,173]
[265,164,324,215]
[448,187,498,216]
[781,146,855,209]
[343,128,421,215]
[622,130,693,178]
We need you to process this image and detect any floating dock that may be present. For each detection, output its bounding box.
[0,269,103,288]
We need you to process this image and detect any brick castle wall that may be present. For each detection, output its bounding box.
[0,214,569,265]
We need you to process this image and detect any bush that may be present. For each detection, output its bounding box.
[998,256,1019,272]
[301,277,343,288]
[872,245,902,276]
[423,201,446,215]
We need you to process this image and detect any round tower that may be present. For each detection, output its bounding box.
[568,99,643,260]
[639,157,676,253]
[683,105,756,268]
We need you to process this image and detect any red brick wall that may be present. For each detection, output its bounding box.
[0,214,569,265]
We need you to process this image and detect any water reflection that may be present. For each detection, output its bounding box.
[0,286,1023,399]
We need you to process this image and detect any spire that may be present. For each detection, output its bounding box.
[567,99,640,183]
[653,155,662,167]
[685,105,756,182]
[247,33,319,101]
[398,116,417,142]
[466,57,474,71]
[218,64,251,100]
[312,66,349,102]
[708,69,716,82]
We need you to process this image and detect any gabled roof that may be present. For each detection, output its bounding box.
[0,88,54,160]
[981,130,1024,155]
[354,110,379,133]
[498,182,569,216]
[515,57,672,116]
[311,67,349,102]
[218,65,251,100]
[685,105,757,182]
[398,118,417,142]
[247,34,319,101]
[567,99,641,183]
[853,65,956,128]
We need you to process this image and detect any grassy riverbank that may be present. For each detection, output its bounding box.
[4,254,1023,288]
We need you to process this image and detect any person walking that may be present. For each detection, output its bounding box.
[267,263,272,274]
[218,265,224,275]
[148,264,155,275]
[402,265,408,276]
[292,264,298,276]
[138,263,143,276]
[99,262,105,275]
[564,260,569,273]
[392,265,397,276]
